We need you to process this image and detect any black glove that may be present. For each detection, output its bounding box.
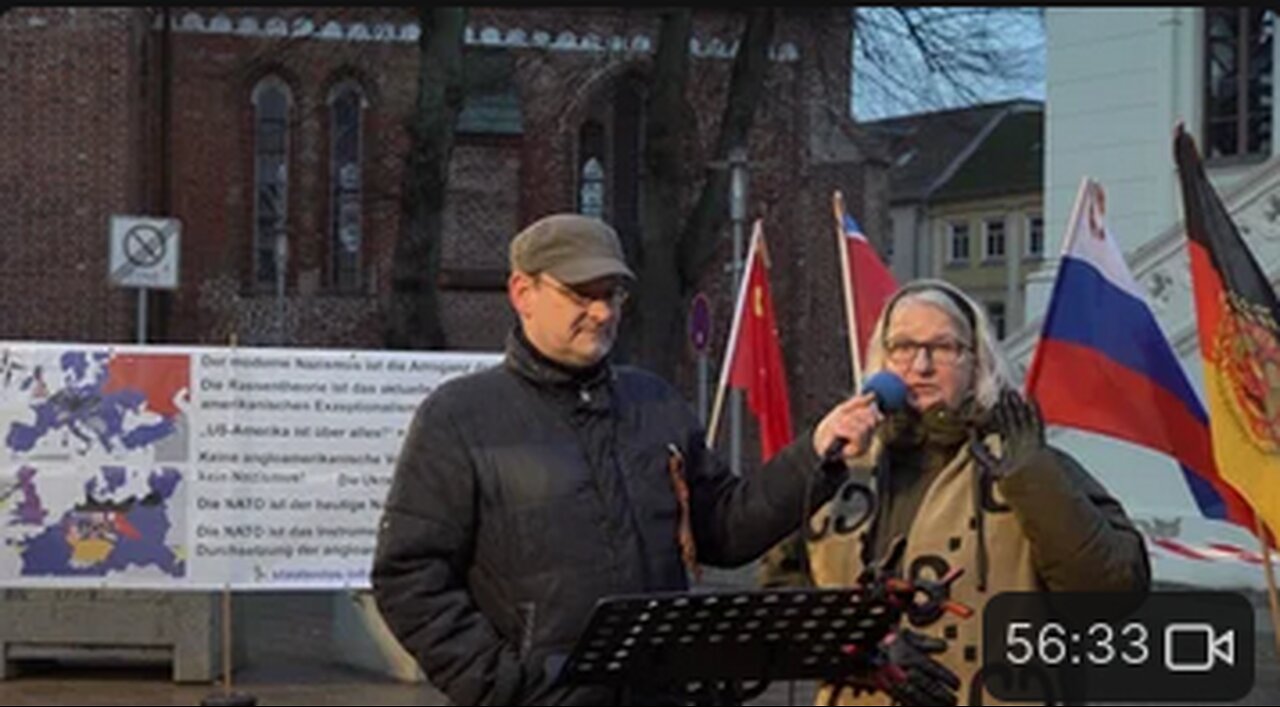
[877,628,961,707]
[971,389,1046,479]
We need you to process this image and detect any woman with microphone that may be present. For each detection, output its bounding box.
[804,279,1150,706]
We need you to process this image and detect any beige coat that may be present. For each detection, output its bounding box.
[805,439,1149,706]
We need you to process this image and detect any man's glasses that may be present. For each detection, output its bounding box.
[883,338,970,367]
[540,275,630,309]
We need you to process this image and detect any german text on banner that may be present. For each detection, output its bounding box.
[0,342,500,590]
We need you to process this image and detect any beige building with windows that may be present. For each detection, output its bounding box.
[868,99,1044,339]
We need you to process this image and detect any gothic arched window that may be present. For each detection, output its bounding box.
[580,158,605,219]
[578,121,606,218]
[329,81,365,291]
[252,77,291,289]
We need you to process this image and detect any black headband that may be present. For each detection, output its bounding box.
[885,282,978,334]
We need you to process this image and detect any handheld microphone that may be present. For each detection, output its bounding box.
[822,371,909,463]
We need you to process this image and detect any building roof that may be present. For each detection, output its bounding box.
[862,98,1042,205]
[932,106,1042,203]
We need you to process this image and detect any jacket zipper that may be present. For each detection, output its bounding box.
[518,601,537,659]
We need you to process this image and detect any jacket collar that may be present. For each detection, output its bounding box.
[504,326,613,396]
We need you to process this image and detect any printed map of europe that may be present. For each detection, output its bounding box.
[2,349,189,580]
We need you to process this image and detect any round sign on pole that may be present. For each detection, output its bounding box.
[109,215,181,290]
[124,224,168,268]
[688,292,712,354]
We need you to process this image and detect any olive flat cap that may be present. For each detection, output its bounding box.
[509,213,635,284]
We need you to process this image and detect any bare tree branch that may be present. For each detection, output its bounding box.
[854,6,1045,120]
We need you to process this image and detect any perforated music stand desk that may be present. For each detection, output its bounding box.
[559,587,900,704]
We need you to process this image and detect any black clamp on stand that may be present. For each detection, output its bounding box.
[557,585,911,706]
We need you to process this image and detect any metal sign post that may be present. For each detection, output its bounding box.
[137,288,148,345]
[109,215,182,344]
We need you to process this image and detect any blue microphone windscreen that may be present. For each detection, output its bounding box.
[862,371,908,412]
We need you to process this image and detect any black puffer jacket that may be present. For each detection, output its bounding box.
[372,329,842,705]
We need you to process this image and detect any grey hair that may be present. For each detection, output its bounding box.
[862,279,1015,411]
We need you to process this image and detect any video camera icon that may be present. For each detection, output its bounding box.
[1164,623,1236,673]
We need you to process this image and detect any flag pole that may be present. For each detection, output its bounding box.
[1059,177,1092,261]
[1255,517,1280,662]
[706,221,762,448]
[1025,176,1092,395]
[832,191,862,390]
[828,190,862,593]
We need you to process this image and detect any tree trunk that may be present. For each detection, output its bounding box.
[384,7,466,349]
[679,9,776,283]
[633,8,693,376]
[634,9,777,378]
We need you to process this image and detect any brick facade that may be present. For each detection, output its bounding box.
[1,8,148,342]
[1,7,887,468]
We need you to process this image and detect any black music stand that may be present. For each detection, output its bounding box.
[558,586,904,706]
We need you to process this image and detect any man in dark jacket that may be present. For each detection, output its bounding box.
[372,214,874,706]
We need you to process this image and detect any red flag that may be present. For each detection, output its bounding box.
[834,193,898,381]
[723,222,793,460]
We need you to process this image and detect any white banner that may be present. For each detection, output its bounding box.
[0,342,500,590]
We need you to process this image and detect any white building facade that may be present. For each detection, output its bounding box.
[1009,7,1278,588]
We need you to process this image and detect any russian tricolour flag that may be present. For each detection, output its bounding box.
[1026,178,1255,530]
